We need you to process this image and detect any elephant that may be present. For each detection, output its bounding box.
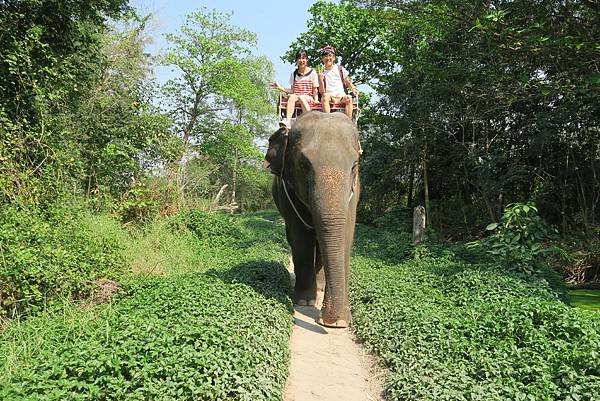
[264,111,361,328]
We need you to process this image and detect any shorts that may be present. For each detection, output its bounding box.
[287,94,316,104]
[327,95,352,104]
[298,94,316,104]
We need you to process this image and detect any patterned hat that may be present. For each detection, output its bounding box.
[321,44,336,56]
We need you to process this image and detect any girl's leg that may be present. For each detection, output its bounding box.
[322,93,332,113]
[343,95,353,119]
[285,94,299,127]
[298,95,312,112]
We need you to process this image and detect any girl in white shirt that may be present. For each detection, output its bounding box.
[318,45,358,120]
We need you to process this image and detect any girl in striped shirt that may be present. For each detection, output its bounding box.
[270,49,319,129]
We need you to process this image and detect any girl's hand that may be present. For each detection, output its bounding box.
[269,81,279,89]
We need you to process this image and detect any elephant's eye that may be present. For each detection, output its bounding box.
[299,157,311,171]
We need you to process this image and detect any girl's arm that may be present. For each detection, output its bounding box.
[312,71,319,102]
[269,81,292,94]
[344,77,358,96]
[318,73,325,96]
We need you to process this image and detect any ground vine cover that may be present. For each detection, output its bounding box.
[2,211,599,400]
[0,211,294,400]
[350,225,600,401]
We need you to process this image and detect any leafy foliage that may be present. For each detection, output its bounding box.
[1,274,291,400]
[0,0,134,204]
[160,8,276,211]
[468,202,557,274]
[0,203,127,319]
[351,223,600,401]
[0,211,293,400]
[284,0,393,84]
[291,0,600,237]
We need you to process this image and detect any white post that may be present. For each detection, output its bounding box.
[413,205,426,244]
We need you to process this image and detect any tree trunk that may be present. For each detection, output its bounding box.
[231,149,238,208]
[423,154,430,228]
[407,163,415,209]
[230,109,242,211]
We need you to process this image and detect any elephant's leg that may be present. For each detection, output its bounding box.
[286,225,318,306]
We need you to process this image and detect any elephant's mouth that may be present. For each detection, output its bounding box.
[262,159,271,170]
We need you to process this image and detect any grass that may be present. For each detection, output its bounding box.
[349,224,600,401]
[569,289,600,311]
[3,209,599,400]
[0,210,294,401]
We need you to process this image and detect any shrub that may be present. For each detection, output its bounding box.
[557,235,600,284]
[124,217,201,276]
[0,205,127,318]
[468,202,557,274]
[350,224,600,401]
[0,273,293,400]
[184,210,243,245]
[0,211,293,400]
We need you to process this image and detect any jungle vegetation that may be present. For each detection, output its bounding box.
[0,0,599,400]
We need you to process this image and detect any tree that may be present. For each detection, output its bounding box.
[349,0,599,234]
[289,0,599,234]
[73,15,173,201]
[160,8,276,210]
[284,0,393,85]
[0,0,131,204]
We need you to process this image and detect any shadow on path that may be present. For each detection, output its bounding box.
[207,260,294,313]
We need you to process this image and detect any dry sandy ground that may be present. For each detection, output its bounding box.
[284,264,385,401]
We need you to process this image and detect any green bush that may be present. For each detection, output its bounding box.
[0,211,293,400]
[0,205,127,318]
[354,224,414,263]
[123,217,202,276]
[350,225,600,401]
[468,202,558,274]
[184,210,243,246]
[557,234,600,284]
[370,205,413,232]
[0,273,292,401]
[182,209,287,252]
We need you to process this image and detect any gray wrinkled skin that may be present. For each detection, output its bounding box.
[265,112,361,328]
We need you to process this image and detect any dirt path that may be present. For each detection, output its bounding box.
[284,263,385,401]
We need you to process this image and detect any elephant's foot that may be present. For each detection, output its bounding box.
[318,305,351,329]
[296,299,316,306]
[294,288,317,307]
[317,317,349,328]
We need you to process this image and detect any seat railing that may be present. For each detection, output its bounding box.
[277,93,360,123]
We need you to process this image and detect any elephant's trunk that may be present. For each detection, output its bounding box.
[318,215,351,326]
[312,167,352,327]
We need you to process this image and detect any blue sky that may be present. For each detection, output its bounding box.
[131,0,328,86]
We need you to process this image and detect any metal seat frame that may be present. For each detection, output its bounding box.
[277,94,360,123]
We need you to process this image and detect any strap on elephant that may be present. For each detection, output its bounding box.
[282,180,315,231]
[278,130,315,231]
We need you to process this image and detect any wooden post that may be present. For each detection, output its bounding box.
[413,205,426,244]
[423,155,430,223]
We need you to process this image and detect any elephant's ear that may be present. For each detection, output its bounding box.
[264,127,288,176]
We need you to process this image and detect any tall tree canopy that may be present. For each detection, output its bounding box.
[0,0,136,204]
[160,8,276,209]
[292,0,600,235]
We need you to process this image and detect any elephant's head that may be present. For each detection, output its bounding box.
[266,111,361,327]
